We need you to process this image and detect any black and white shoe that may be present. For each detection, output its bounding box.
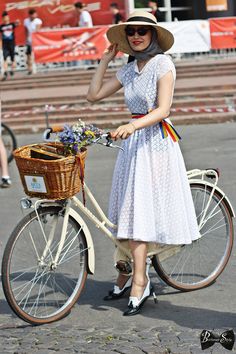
[123,257,157,316]
[0,177,12,188]
[103,276,132,301]
[123,279,152,316]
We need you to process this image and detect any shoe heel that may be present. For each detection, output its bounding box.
[152,290,158,303]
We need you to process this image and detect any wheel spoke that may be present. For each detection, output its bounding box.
[3,206,87,323]
[154,184,233,290]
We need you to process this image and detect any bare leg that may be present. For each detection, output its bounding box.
[27,54,32,73]
[0,137,9,176]
[11,60,16,74]
[116,272,130,289]
[2,60,8,80]
[114,240,132,289]
[103,247,132,300]
[129,240,148,298]
[3,60,8,74]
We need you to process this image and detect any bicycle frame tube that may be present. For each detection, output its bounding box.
[71,183,133,259]
[70,185,174,259]
[31,170,235,271]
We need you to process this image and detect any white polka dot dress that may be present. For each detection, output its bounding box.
[108,54,201,244]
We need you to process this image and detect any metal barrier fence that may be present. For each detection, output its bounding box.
[1,46,236,74]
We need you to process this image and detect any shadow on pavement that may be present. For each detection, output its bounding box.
[0,276,235,331]
[78,278,236,331]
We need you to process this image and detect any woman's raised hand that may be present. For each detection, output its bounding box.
[101,44,118,63]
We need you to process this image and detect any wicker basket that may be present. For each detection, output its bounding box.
[13,143,87,200]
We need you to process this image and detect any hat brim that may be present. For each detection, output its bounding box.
[106,22,174,55]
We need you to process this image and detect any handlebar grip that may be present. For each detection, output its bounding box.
[43,126,64,141]
[50,125,64,133]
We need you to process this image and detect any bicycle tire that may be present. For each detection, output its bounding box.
[2,206,88,325]
[152,183,234,291]
[1,123,17,163]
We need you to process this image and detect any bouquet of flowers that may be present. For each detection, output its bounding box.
[58,120,103,155]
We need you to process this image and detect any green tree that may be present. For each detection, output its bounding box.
[135,0,146,8]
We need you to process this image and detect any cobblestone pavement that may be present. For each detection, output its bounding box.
[0,318,235,354]
[1,124,236,354]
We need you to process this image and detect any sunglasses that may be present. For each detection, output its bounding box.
[125,27,150,37]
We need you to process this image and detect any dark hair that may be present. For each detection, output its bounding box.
[2,11,8,17]
[28,8,36,15]
[74,2,83,9]
[110,3,119,9]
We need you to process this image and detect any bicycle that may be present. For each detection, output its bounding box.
[1,128,235,325]
[0,123,17,163]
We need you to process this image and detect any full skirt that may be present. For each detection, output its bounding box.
[108,121,201,244]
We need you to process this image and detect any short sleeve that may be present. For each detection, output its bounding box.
[116,65,129,86]
[156,55,176,81]
[36,18,43,26]
[82,12,89,22]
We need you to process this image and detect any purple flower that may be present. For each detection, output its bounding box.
[58,120,103,155]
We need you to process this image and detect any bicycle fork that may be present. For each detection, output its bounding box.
[35,200,72,269]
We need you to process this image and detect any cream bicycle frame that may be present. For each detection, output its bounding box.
[31,168,235,276]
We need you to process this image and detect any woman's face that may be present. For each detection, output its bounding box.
[126,25,152,52]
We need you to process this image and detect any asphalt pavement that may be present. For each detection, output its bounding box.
[0,122,236,354]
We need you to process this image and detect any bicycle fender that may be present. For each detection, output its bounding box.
[69,208,95,274]
[189,180,235,218]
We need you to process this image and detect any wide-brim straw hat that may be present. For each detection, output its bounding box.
[106,10,174,54]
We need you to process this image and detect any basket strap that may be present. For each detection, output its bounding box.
[77,155,86,206]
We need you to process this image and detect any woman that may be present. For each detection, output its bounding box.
[87,10,200,316]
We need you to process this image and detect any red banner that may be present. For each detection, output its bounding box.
[0,0,125,45]
[209,18,236,49]
[32,26,111,62]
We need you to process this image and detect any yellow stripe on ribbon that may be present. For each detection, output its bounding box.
[131,113,181,143]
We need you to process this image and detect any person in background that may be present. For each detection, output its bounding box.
[74,2,93,28]
[110,3,123,24]
[24,9,42,74]
[0,138,11,188]
[0,11,20,81]
[148,1,165,22]
[0,99,11,188]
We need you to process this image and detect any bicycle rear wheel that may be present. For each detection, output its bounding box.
[1,123,17,163]
[2,206,88,324]
[152,183,234,291]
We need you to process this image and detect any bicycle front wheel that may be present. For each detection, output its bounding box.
[152,183,234,291]
[2,206,88,324]
[1,123,17,163]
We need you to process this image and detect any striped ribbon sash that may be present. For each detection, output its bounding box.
[131,114,181,143]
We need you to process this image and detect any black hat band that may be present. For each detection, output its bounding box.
[127,16,157,25]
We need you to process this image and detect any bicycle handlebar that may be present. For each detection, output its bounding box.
[42,127,124,151]
[43,126,64,141]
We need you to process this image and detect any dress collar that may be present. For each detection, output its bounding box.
[134,55,157,74]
